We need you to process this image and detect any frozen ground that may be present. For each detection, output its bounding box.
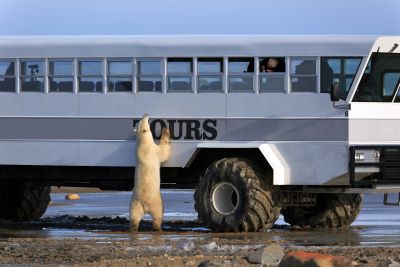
[0,190,398,247]
[0,190,400,266]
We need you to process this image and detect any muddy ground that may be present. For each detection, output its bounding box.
[0,235,399,266]
[0,217,399,267]
[0,189,399,266]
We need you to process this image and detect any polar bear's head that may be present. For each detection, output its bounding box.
[134,113,153,141]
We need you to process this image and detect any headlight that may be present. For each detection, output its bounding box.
[354,149,380,163]
[355,152,365,161]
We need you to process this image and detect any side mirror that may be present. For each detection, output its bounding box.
[330,83,340,102]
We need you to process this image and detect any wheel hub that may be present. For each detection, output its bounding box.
[211,182,240,215]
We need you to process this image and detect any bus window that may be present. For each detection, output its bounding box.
[0,60,15,92]
[108,60,132,92]
[78,60,102,93]
[383,72,400,97]
[320,57,362,99]
[353,53,400,102]
[197,58,223,92]
[259,57,285,73]
[20,60,44,92]
[168,58,192,92]
[49,60,73,93]
[290,58,317,92]
[259,57,285,92]
[228,58,253,92]
[137,60,161,92]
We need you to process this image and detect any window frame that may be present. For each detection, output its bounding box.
[258,57,286,93]
[77,58,103,93]
[136,58,163,93]
[167,58,193,92]
[289,57,318,93]
[48,59,74,93]
[20,59,45,93]
[382,71,400,101]
[197,58,224,93]
[228,57,254,92]
[320,57,362,96]
[107,58,133,93]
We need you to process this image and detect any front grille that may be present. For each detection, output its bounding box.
[382,148,400,181]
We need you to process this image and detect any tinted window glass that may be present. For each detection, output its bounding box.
[0,61,14,76]
[49,61,72,76]
[260,76,285,92]
[229,77,253,91]
[168,77,191,91]
[291,77,316,92]
[79,78,102,92]
[137,77,162,92]
[21,77,44,92]
[138,61,161,75]
[353,53,400,102]
[0,78,15,92]
[21,60,44,76]
[168,59,192,73]
[49,77,73,92]
[79,61,102,75]
[383,72,400,96]
[291,59,316,75]
[259,57,285,72]
[108,61,131,75]
[198,77,223,92]
[198,59,223,73]
[321,58,361,97]
[229,58,253,73]
[108,78,132,92]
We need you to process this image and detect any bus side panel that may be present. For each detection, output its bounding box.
[0,140,198,167]
[349,103,400,144]
[272,142,349,185]
[0,140,78,165]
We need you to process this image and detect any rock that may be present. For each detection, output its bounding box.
[279,251,356,267]
[389,259,400,267]
[247,244,285,266]
[197,260,224,267]
[202,242,217,252]
[65,193,80,200]
[177,241,195,251]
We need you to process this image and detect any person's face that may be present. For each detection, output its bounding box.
[267,59,278,69]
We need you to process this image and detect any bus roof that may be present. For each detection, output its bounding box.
[0,35,379,58]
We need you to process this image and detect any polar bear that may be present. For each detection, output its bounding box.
[129,114,171,231]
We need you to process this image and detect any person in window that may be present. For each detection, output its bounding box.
[260,58,279,72]
[320,61,334,93]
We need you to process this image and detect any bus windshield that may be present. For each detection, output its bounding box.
[353,53,400,102]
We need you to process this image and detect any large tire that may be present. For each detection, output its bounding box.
[0,182,51,222]
[281,193,362,229]
[194,157,281,232]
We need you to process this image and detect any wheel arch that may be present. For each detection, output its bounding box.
[185,143,290,185]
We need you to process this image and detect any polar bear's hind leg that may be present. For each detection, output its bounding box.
[149,196,163,231]
[129,200,144,232]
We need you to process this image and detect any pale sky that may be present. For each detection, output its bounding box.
[1,0,399,35]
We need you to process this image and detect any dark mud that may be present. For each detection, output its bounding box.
[0,236,399,266]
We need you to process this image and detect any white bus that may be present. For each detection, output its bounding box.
[0,35,399,231]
